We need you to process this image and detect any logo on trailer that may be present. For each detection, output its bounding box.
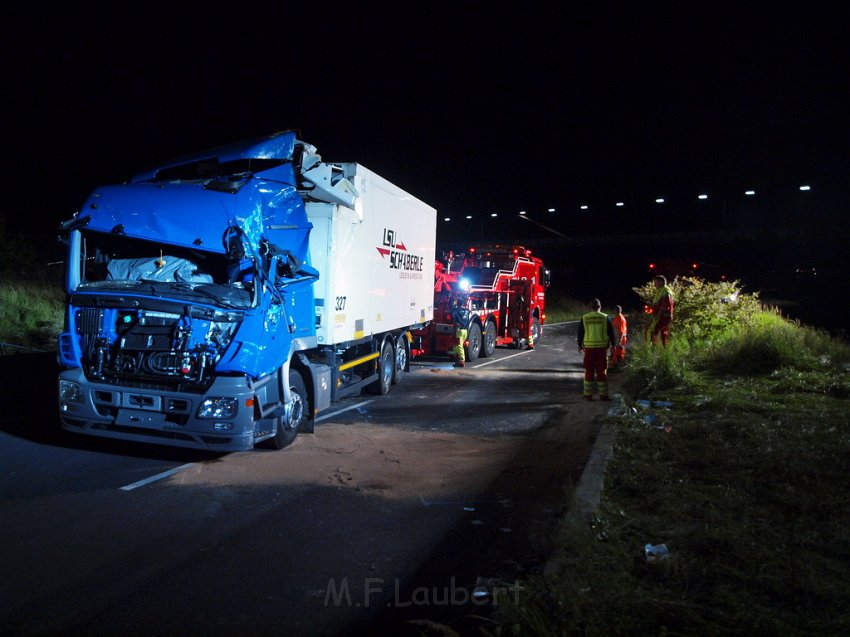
[376,228,423,272]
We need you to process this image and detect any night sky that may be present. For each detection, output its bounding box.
[2,2,848,316]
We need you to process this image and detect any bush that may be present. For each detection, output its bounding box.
[633,276,763,345]
[704,311,850,376]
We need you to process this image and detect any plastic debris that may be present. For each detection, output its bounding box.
[644,543,670,562]
[635,399,652,409]
[654,400,673,408]
[643,414,658,425]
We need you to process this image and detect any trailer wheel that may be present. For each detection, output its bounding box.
[266,369,305,450]
[392,334,408,385]
[366,339,393,395]
[466,322,482,362]
[481,320,496,358]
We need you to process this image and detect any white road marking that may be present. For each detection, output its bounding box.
[472,350,533,368]
[316,400,373,422]
[119,463,195,491]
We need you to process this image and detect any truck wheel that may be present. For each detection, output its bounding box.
[392,334,408,385]
[266,369,305,450]
[366,339,393,395]
[531,317,542,344]
[481,320,496,358]
[466,322,482,362]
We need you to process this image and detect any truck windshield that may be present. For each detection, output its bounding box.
[75,232,254,309]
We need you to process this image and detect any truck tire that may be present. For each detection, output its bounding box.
[466,322,482,362]
[481,320,496,358]
[266,369,306,450]
[392,334,408,385]
[366,339,393,395]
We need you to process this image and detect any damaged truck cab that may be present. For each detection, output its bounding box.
[57,131,436,451]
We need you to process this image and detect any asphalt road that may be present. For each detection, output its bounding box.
[0,322,617,636]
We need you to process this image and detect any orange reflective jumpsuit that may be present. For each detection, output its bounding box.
[610,311,628,365]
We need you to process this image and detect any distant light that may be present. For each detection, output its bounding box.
[490,213,498,217]
[616,202,624,207]
[698,194,708,200]
[465,215,472,219]
[519,210,527,215]
[799,185,811,191]
[443,217,451,221]
[548,208,556,213]
[580,205,589,210]
[655,198,665,204]
[458,278,471,291]
[745,190,756,196]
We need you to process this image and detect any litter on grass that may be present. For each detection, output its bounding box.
[644,543,670,562]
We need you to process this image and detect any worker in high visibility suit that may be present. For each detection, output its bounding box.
[577,298,616,401]
[511,279,536,350]
[610,305,628,366]
[450,296,471,367]
[646,275,674,346]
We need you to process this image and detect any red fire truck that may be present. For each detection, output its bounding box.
[410,245,550,362]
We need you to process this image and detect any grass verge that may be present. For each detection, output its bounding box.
[492,309,850,636]
[0,280,64,352]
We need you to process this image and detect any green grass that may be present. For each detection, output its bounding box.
[491,306,850,636]
[0,280,64,352]
[546,296,596,322]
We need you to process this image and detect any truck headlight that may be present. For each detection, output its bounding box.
[59,380,85,404]
[197,397,238,419]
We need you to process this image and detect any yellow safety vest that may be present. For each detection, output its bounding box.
[581,311,610,348]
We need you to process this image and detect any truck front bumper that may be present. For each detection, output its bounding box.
[58,368,258,452]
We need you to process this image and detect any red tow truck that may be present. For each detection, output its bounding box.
[410,245,550,362]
